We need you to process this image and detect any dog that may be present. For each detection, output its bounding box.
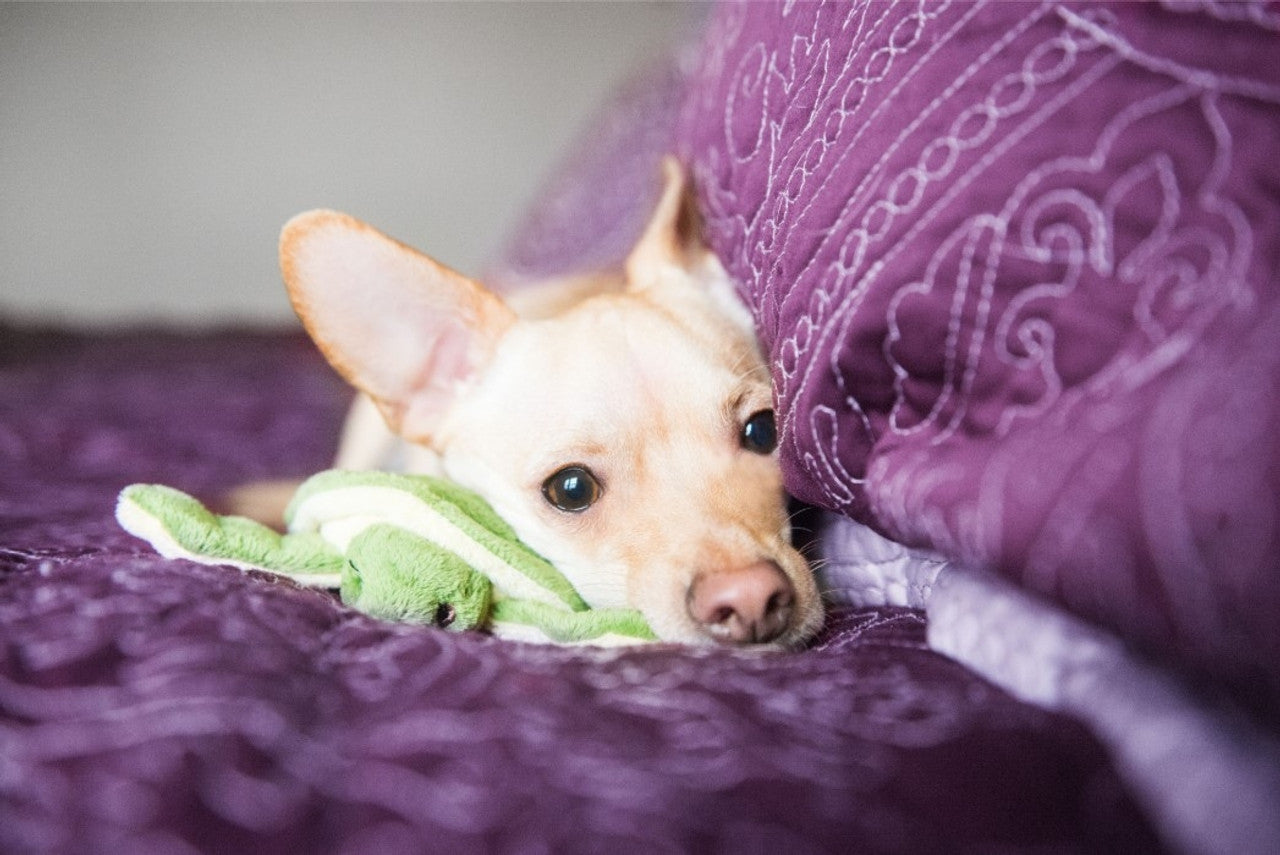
[264,157,822,647]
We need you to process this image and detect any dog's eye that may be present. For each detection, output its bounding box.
[741,409,777,454]
[542,465,602,513]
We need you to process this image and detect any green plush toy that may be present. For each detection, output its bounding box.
[116,470,656,646]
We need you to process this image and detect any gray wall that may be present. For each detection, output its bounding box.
[0,2,697,327]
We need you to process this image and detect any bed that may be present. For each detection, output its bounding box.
[4,2,1278,853]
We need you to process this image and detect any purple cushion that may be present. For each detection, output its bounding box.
[670,1,1280,720]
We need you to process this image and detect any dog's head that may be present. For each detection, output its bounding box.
[280,159,822,647]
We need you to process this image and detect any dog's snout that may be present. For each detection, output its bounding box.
[687,561,794,644]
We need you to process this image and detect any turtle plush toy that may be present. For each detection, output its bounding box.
[116,470,656,646]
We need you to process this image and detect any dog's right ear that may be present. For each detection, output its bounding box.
[280,210,515,444]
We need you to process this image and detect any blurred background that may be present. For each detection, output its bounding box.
[0,2,699,327]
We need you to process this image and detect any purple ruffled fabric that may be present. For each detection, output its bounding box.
[0,329,1161,851]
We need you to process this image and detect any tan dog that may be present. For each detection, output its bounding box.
[275,158,821,647]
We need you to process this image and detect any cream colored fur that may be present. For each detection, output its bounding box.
[276,159,822,647]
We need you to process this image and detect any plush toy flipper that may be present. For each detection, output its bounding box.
[116,483,345,584]
[343,523,491,630]
[288,470,586,612]
[117,471,657,646]
[490,599,658,646]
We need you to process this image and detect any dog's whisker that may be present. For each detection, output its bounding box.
[785,507,814,525]
[733,362,772,386]
[727,347,756,375]
[807,556,831,571]
[796,541,825,561]
[724,344,772,384]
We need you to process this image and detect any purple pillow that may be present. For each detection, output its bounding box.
[676,1,1280,717]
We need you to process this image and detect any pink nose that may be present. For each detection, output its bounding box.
[687,561,795,644]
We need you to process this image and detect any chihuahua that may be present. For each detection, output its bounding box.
[269,158,821,647]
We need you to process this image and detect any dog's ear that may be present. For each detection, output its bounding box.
[625,156,705,285]
[280,210,515,443]
[625,157,756,336]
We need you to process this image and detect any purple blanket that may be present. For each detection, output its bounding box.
[1,326,1159,851]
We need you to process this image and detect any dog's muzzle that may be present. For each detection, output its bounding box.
[686,561,795,644]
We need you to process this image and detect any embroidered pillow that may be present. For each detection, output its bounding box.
[677,1,1280,716]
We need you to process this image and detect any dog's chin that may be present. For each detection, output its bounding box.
[640,602,825,651]
[623,553,825,650]
[780,603,826,650]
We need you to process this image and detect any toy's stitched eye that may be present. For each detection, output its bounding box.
[542,465,602,513]
[741,409,777,454]
[434,602,456,628]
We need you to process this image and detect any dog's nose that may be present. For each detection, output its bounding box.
[688,561,794,644]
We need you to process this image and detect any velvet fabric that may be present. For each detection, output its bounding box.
[0,326,1160,852]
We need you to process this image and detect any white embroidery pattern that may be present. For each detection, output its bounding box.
[681,0,1280,674]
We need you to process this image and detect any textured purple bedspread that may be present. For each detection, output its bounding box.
[0,326,1160,851]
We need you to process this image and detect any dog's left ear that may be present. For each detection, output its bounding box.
[625,157,755,336]
[625,156,705,285]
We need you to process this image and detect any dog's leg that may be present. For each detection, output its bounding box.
[334,393,398,471]
[218,479,303,529]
